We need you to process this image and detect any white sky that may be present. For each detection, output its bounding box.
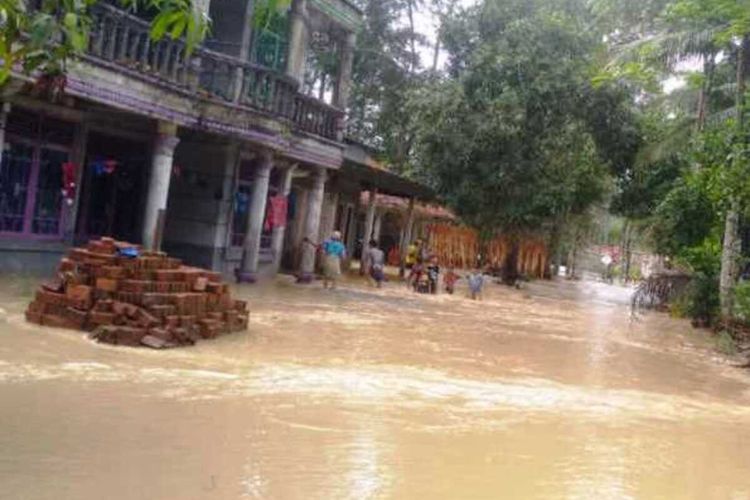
[410,0,478,70]
[408,1,699,95]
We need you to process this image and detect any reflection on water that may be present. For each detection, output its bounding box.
[1,276,750,499]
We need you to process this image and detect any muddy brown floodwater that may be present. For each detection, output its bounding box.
[2,275,750,499]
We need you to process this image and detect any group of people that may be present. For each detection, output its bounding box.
[405,239,486,300]
[307,231,386,290]
[308,232,487,299]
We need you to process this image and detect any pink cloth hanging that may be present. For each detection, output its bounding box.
[264,195,288,231]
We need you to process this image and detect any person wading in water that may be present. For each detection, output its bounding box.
[304,231,347,290]
[365,239,386,288]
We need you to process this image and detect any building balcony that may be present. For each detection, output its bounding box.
[82,2,344,141]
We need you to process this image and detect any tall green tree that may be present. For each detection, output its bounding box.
[406,0,638,278]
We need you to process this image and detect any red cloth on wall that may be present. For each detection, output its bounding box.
[264,195,289,231]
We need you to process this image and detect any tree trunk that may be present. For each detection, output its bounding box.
[547,221,563,279]
[431,35,441,72]
[720,200,741,319]
[719,36,749,322]
[623,224,633,284]
[407,0,418,74]
[624,237,632,284]
[620,219,629,282]
[696,52,715,132]
[570,243,578,280]
[502,239,520,286]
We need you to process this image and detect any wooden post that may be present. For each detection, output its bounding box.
[360,188,378,275]
[399,197,416,278]
[372,209,383,242]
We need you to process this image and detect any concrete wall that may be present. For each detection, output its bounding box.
[0,240,67,275]
[206,0,249,57]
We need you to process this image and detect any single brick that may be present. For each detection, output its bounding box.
[89,311,116,326]
[66,285,93,309]
[96,278,119,292]
[193,277,208,292]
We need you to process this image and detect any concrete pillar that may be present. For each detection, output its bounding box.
[298,166,327,282]
[334,32,356,109]
[319,191,340,243]
[399,197,416,277]
[330,193,340,232]
[238,150,274,282]
[360,188,377,275]
[142,122,179,250]
[212,141,240,271]
[345,203,358,257]
[238,0,255,60]
[270,164,295,273]
[232,0,256,101]
[286,0,308,85]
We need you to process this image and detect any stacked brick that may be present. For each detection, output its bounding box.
[25,238,249,349]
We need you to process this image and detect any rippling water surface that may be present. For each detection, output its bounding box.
[1,275,750,499]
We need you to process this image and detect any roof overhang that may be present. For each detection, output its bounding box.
[342,142,435,201]
[309,0,363,32]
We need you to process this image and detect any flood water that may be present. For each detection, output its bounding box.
[2,275,750,499]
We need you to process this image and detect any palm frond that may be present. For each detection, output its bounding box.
[649,84,701,114]
[609,25,726,70]
[635,115,694,166]
[706,105,737,127]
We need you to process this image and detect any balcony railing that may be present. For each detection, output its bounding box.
[85,3,342,140]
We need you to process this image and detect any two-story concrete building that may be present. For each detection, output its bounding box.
[0,0,432,280]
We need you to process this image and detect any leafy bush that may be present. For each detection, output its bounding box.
[715,330,737,356]
[673,238,721,325]
[733,281,750,323]
[650,177,717,257]
[683,272,721,325]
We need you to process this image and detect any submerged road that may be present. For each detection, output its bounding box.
[1,275,750,499]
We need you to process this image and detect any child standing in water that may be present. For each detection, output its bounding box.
[365,239,386,288]
[427,256,440,294]
[444,267,460,294]
[467,269,485,300]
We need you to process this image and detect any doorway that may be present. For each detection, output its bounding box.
[76,132,149,243]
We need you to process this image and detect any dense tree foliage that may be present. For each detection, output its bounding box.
[407,0,638,237]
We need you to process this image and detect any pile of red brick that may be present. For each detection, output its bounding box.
[25,238,249,349]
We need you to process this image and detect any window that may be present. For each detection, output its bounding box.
[0,110,73,238]
[0,143,34,233]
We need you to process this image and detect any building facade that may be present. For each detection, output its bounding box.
[0,0,432,279]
